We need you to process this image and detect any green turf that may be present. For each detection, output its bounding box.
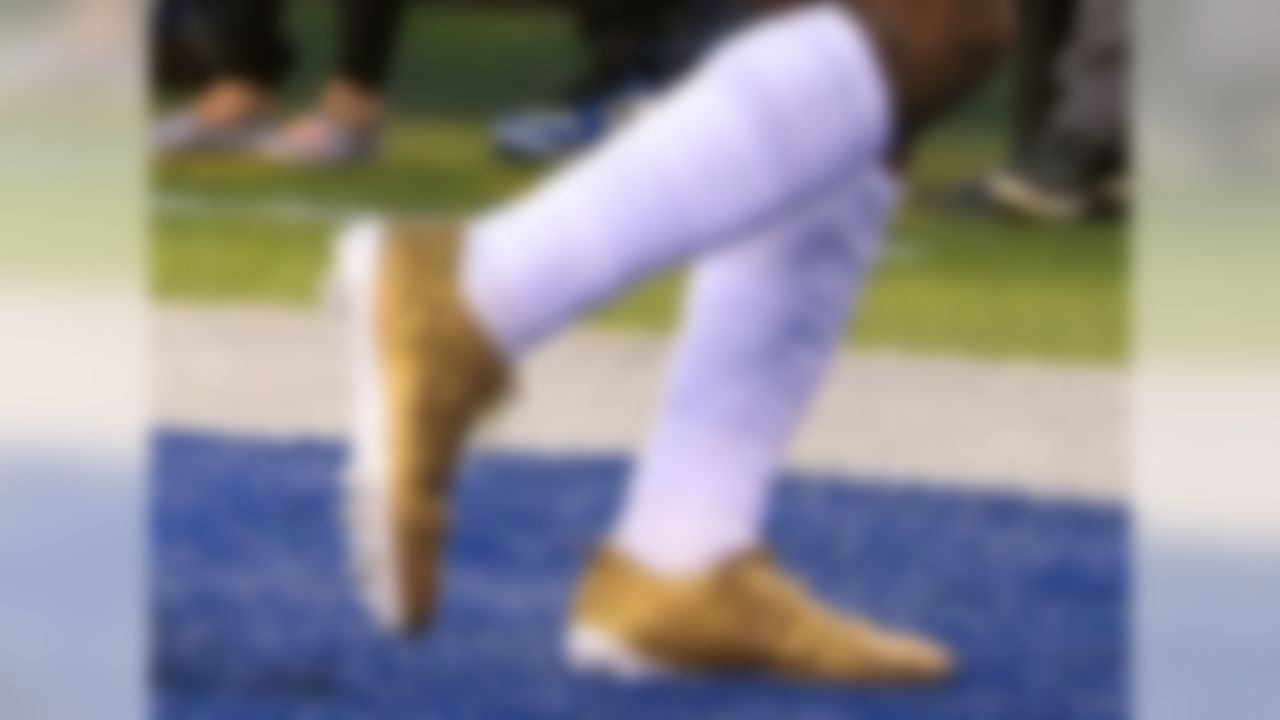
[153,6,1126,364]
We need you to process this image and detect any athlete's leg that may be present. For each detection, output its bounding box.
[563,164,957,685]
[611,169,897,577]
[559,2,1014,677]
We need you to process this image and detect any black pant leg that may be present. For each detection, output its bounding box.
[1013,0,1128,192]
[210,0,293,89]
[335,0,409,93]
[1008,0,1079,168]
[1047,0,1128,180]
[567,0,689,101]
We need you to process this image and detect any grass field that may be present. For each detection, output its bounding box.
[153,6,1126,364]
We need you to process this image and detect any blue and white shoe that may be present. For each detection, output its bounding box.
[493,86,651,163]
[257,113,381,168]
[152,110,271,157]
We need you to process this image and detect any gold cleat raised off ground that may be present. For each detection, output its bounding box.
[333,218,509,635]
[567,548,954,685]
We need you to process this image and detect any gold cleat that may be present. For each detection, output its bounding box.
[567,547,954,685]
[332,217,509,635]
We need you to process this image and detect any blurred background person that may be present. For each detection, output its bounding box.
[153,0,219,92]
[493,0,749,163]
[939,0,1128,222]
[153,0,408,166]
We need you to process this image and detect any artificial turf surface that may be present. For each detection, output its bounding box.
[155,430,1127,719]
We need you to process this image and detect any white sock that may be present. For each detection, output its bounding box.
[462,2,892,357]
[611,169,899,577]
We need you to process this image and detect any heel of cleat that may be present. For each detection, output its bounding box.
[564,624,675,682]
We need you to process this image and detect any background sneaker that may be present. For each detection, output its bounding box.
[152,110,272,157]
[492,85,651,164]
[258,113,381,168]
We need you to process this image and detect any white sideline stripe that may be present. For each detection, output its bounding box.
[155,304,1127,504]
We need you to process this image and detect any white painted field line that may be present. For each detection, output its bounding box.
[155,304,1126,503]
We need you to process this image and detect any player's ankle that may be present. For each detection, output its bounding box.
[193,78,272,127]
[321,78,384,132]
[609,521,755,580]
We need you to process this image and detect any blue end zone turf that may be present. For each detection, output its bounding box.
[154,431,1127,720]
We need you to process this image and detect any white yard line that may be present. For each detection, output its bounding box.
[155,304,1127,504]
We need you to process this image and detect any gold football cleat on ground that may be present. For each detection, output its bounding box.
[332,218,509,634]
[567,547,954,685]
